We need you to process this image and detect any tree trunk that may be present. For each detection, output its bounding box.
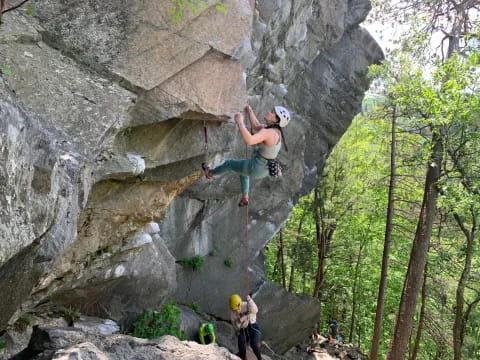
[288,258,295,292]
[313,187,335,298]
[279,228,287,288]
[453,210,476,360]
[444,3,472,358]
[302,269,307,294]
[288,212,305,292]
[349,240,364,343]
[464,296,480,339]
[410,262,428,360]
[272,243,281,280]
[407,327,413,360]
[387,132,443,360]
[370,107,397,359]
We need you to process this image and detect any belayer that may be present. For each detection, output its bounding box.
[202,104,290,207]
[229,293,263,360]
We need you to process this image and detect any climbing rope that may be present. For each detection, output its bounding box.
[244,113,252,296]
[245,197,250,295]
[202,112,250,301]
[1,0,29,14]
[203,119,208,160]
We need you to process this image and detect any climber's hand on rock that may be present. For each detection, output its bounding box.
[235,113,244,125]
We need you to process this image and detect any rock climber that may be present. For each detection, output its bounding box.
[198,322,216,345]
[229,293,263,360]
[328,320,340,341]
[202,104,290,207]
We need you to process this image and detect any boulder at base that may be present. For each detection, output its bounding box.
[283,335,368,360]
[10,325,240,360]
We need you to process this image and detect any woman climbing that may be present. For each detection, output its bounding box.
[202,104,290,206]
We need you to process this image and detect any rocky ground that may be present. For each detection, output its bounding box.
[282,335,368,360]
[0,315,367,360]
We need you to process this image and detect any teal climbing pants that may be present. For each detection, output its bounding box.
[211,151,269,196]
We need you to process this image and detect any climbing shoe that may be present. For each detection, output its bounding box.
[238,196,249,207]
[201,163,213,179]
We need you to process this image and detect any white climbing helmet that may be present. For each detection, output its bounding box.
[274,106,291,127]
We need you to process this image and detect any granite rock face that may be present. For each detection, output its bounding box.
[34,0,251,122]
[256,282,321,353]
[0,0,383,355]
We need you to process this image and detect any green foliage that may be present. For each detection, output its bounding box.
[26,4,35,16]
[14,314,32,331]
[176,255,205,271]
[17,314,31,325]
[224,258,233,267]
[0,340,6,350]
[0,65,12,76]
[170,0,206,22]
[170,0,228,23]
[368,0,478,62]
[272,3,480,358]
[132,301,187,340]
[208,249,217,256]
[266,36,480,357]
[60,306,80,325]
[189,303,200,312]
[215,3,228,15]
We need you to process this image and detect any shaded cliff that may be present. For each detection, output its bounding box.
[0,0,383,355]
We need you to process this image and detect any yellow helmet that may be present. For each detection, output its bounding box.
[229,294,242,311]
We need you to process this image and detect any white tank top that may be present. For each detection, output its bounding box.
[259,133,281,159]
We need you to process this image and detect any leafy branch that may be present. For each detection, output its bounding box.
[170,0,228,23]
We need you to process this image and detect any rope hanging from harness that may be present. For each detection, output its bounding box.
[245,198,250,295]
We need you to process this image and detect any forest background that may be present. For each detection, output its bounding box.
[264,1,480,359]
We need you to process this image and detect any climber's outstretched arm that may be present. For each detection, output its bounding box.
[245,104,264,132]
[235,113,272,146]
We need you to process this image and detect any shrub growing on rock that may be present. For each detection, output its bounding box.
[132,301,187,340]
[176,255,205,271]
